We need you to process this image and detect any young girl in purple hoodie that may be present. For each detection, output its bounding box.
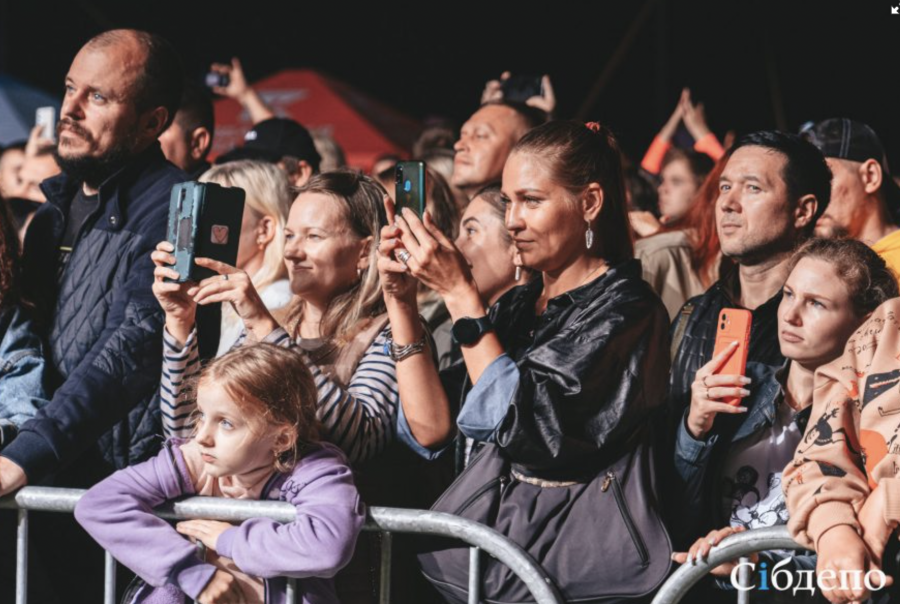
[75,343,365,604]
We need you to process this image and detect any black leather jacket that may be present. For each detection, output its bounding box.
[488,259,671,480]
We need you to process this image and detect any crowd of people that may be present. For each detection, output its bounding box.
[3,27,900,604]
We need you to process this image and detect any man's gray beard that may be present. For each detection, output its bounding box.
[54,137,137,190]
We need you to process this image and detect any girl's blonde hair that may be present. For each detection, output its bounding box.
[200,160,292,291]
[198,343,320,472]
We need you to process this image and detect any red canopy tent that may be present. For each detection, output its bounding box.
[212,69,422,172]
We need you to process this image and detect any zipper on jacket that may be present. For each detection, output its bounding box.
[454,475,507,516]
[602,471,650,567]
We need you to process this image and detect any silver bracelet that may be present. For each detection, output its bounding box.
[386,334,428,362]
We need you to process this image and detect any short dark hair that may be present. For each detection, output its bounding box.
[87,30,184,131]
[483,100,549,133]
[729,131,832,232]
[175,79,215,140]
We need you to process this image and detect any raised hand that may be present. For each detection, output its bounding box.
[394,207,475,304]
[681,88,712,141]
[377,195,418,307]
[686,341,750,439]
[190,258,278,340]
[151,241,197,346]
[209,57,250,101]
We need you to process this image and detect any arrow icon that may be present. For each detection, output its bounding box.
[894,5,899,14]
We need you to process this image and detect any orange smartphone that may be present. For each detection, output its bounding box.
[711,308,752,406]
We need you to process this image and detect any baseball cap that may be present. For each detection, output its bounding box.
[218,118,321,171]
[801,118,900,212]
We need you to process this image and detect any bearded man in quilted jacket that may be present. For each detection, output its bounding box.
[0,29,187,494]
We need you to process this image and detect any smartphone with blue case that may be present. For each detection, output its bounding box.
[166,181,245,283]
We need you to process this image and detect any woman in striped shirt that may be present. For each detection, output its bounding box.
[151,171,420,465]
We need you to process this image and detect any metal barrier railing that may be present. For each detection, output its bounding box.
[0,486,564,604]
[651,526,804,604]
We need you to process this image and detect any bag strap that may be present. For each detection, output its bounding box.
[670,302,695,363]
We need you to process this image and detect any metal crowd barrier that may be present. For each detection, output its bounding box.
[0,486,564,604]
[651,526,805,604]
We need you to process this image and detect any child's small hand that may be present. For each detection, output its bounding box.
[176,519,233,552]
[197,569,246,604]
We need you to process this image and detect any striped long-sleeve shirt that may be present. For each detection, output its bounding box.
[160,325,399,464]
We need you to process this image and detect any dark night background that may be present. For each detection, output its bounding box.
[1,0,897,164]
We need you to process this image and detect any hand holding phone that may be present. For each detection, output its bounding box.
[685,309,753,439]
[166,181,245,283]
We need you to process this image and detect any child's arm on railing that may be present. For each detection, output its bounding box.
[74,442,219,600]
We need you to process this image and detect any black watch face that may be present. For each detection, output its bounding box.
[453,317,489,345]
[454,319,478,345]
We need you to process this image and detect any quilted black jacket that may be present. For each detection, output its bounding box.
[1,143,186,485]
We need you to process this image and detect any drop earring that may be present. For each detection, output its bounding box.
[585,220,594,250]
[515,266,522,281]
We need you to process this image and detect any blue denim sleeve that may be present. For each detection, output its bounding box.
[0,350,50,428]
[674,408,718,483]
[457,354,519,443]
[395,399,452,461]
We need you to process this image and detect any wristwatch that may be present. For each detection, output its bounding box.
[451,316,493,346]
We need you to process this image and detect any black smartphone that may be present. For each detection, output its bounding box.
[205,72,229,89]
[395,161,426,218]
[166,181,245,283]
[500,74,543,103]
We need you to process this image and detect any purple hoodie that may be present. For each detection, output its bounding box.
[74,440,365,604]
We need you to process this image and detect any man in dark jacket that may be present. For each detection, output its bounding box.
[666,131,832,548]
[0,29,185,495]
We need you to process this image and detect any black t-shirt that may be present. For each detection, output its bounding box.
[58,188,100,277]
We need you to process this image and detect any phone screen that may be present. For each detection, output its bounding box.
[35,107,56,143]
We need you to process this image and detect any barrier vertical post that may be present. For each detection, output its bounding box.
[468,546,482,604]
[737,556,750,604]
[379,531,393,604]
[16,508,28,604]
[104,551,117,604]
[286,578,297,604]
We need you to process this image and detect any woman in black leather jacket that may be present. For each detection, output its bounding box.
[377,120,673,603]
